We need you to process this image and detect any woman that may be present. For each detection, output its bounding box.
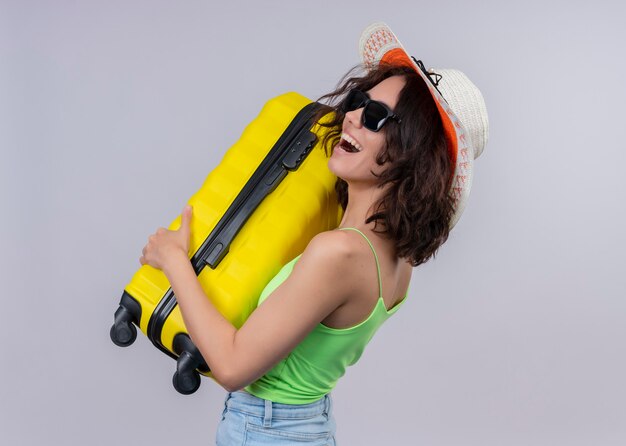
[139,23,488,445]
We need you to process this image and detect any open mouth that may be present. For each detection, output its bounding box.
[339,133,361,153]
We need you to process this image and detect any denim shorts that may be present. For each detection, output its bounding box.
[215,390,337,445]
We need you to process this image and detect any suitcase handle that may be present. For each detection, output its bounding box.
[195,102,321,269]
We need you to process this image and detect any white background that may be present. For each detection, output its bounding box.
[1,1,625,445]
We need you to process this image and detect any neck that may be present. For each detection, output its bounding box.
[338,180,388,230]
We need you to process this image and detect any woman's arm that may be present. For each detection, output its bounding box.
[141,206,354,391]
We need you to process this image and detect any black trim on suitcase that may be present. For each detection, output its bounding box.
[144,101,324,393]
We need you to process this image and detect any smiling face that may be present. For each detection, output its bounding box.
[328,74,407,184]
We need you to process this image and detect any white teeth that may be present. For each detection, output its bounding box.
[341,133,361,151]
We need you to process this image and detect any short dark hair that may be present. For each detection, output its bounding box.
[314,63,454,267]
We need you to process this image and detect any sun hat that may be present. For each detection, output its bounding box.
[358,22,489,228]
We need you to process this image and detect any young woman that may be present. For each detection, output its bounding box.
[138,23,488,446]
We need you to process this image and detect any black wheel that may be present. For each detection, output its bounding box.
[110,321,137,347]
[172,370,201,395]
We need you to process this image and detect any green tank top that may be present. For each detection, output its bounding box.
[244,227,409,404]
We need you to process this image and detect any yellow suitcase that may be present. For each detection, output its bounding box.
[111,92,342,394]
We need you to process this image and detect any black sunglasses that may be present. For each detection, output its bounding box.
[340,89,401,132]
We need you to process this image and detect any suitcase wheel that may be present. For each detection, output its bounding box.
[110,322,137,347]
[110,304,138,347]
[171,335,206,395]
[172,369,201,395]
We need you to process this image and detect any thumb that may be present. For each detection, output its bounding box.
[180,204,193,231]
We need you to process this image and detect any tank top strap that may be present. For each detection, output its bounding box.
[337,227,383,298]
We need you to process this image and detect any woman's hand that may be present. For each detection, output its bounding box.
[139,204,193,272]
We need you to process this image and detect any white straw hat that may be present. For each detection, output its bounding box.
[359,22,489,228]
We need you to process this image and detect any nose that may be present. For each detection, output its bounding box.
[344,107,363,129]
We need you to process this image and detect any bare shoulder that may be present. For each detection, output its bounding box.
[302,230,358,260]
[294,230,358,296]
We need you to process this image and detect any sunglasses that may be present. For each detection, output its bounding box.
[340,89,401,132]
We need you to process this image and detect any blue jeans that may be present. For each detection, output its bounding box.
[215,390,337,445]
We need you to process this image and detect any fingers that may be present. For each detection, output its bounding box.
[141,226,166,267]
[140,218,186,267]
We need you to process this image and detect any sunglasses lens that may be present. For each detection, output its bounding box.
[363,102,388,131]
[342,89,367,112]
[341,89,397,132]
